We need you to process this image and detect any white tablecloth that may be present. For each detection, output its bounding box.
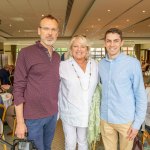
[0,93,13,109]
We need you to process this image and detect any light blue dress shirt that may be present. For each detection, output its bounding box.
[99,53,147,129]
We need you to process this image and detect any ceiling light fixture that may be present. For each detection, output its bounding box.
[24,30,37,33]
[107,10,111,12]
[126,19,130,22]
[10,17,24,22]
[9,24,12,27]
[142,10,146,13]
[97,18,101,21]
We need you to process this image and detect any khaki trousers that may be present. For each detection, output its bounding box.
[100,119,133,150]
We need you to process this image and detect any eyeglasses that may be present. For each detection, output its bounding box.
[39,26,58,33]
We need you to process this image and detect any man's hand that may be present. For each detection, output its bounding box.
[15,122,27,139]
[127,127,138,141]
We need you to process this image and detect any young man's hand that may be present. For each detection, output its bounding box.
[127,127,138,141]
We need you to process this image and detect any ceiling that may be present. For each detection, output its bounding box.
[0,0,150,47]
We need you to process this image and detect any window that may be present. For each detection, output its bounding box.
[90,48,106,61]
[122,47,136,57]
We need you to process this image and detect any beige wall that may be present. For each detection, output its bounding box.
[4,45,13,65]
[141,44,150,49]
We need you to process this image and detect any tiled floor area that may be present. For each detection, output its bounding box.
[0,119,103,150]
[0,120,65,150]
[0,119,150,150]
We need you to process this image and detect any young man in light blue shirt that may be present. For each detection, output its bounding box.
[99,28,147,150]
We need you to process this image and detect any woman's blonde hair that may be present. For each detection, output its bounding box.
[69,35,90,60]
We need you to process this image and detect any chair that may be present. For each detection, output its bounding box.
[5,105,16,137]
[142,125,150,145]
[12,116,16,137]
[0,104,7,150]
[0,104,6,123]
[9,75,14,86]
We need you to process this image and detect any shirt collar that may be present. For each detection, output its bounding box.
[36,41,55,52]
[68,57,74,62]
[105,52,124,62]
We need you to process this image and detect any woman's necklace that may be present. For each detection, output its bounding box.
[72,60,91,91]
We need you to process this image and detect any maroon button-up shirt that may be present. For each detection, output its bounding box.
[13,41,60,119]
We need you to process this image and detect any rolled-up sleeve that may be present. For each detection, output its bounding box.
[13,50,28,105]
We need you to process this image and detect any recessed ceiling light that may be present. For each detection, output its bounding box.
[142,10,146,13]
[91,25,94,28]
[9,24,12,27]
[126,19,130,22]
[86,29,89,32]
[107,10,111,12]
[97,18,101,21]
[132,31,135,33]
[18,30,21,32]
[42,14,44,17]
[24,30,37,33]
[10,17,24,22]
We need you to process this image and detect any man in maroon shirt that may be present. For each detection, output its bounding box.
[13,14,60,150]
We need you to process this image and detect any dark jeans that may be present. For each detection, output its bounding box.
[25,114,57,150]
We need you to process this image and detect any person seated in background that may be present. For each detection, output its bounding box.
[145,76,150,88]
[0,65,10,85]
[1,84,13,93]
[0,85,13,106]
[0,84,14,135]
[141,83,150,134]
[142,62,149,72]
[145,84,150,127]
[61,51,70,61]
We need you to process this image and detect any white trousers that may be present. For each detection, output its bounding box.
[62,121,88,150]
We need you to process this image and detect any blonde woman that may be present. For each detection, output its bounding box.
[59,35,98,150]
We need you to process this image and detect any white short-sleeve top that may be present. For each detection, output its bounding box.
[59,58,98,127]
